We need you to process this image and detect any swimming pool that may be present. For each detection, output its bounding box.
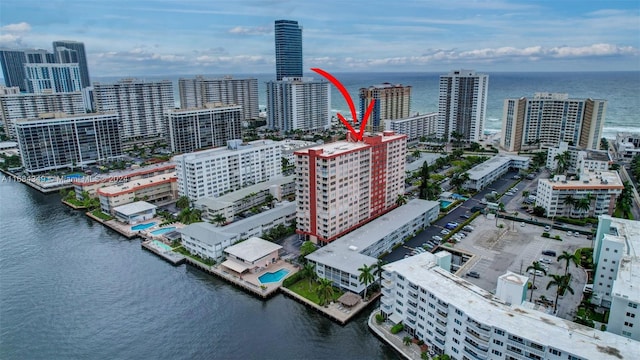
[152,240,172,252]
[131,222,156,231]
[440,200,453,209]
[65,173,84,179]
[150,227,176,236]
[258,269,290,284]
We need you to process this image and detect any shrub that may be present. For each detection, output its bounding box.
[375,313,384,324]
[554,235,562,240]
[390,323,404,334]
[282,270,305,288]
[542,232,550,238]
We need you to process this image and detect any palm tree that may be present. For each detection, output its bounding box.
[522,190,530,199]
[358,264,375,301]
[374,259,386,289]
[554,151,570,174]
[451,131,465,148]
[563,195,577,217]
[557,250,579,276]
[546,274,574,313]
[403,336,412,346]
[211,213,227,226]
[396,194,407,206]
[316,278,335,306]
[412,149,421,159]
[574,193,593,218]
[176,196,190,210]
[302,263,316,290]
[526,261,547,302]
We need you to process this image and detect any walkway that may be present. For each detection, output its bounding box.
[368,311,429,360]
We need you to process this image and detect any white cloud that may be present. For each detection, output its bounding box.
[228,26,271,35]
[1,22,31,33]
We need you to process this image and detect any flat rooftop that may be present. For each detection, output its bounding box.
[195,176,294,211]
[178,222,235,246]
[294,140,369,157]
[97,172,176,196]
[306,199,439,275]
[224,237,282,263]
[386,253,638,360]
[113,201,157,216]
[221,201,296,234]
[467,155,529,180]
[72,162,176,185]
[605,216,640,302]
[542,171,623,190]
[173,139,279,161]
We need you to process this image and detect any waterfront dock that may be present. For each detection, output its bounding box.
[280,287,380,325]
[140,240,185,265]
[0,169,74,193]
[367,311,425,360]
[85,212,139,239]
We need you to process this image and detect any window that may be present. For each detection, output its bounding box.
[495,329,505,335]
[549,348,561,356]
[626,312,636,318]
[493,340,503,346]
[454,329,460,335]
[492,350,502,356]
[455,309,463,316]
[453,338,459,344]
[624,322,634,327]
[629,303,638,309]
[454,319,462,325]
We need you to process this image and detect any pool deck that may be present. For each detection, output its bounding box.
[184,258,299,299]
[281,288,381,325]
[141,240,185,266]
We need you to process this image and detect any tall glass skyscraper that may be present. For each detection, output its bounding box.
[274,20,303,81]
[53,40,91,88]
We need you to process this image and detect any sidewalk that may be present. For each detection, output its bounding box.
[367,311,429,360]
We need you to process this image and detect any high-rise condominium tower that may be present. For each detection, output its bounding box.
[266,77,330,132]
[500,93,607,152]
[274,20,303,81]
[437,69,488,143]
[294,131,407,244]
[52,41,91,88]
[359,83,411,132]
[178,76,259,120]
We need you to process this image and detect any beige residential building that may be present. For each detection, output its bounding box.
[359,83,411,132]
[97,172,178,214]
[72,163,176,199]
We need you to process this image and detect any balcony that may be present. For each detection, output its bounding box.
[434,336,445,346]
[467,318,491,335]
[382,287,393,296]
[435,327,446,337]
[465,327,490,343]
[381,296,395,306]
[435,300,449,312]
[465,336,489,352]
[436,309,447,318]
[435,318,447,327]
[463,346,488,360]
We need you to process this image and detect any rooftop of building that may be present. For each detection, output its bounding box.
[280,139,321,153]
[195,176,294,211]
[223,237,282,263]
[384,112,438,123]
[294,132,405,157]
[172,139,279,161]
[385,253,637,359]
[600,216,640,302]
[541,171,623,190]
[466,155,530,180]
[113,201,157,216]
[72,162,176,185]
[97,172,176,196]
[178,222,235,246]
[306,199,440,275]
[360,83,412,90]
[166,104,241,114]
[16,111,118,122]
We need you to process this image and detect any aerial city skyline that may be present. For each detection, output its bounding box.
[0,0,638,76]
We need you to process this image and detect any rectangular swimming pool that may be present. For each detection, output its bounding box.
[152,240,173,252]
[258,269,290,284]
[131,222,156,231]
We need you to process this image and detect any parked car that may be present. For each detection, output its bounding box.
[467,271,480,278]
[521,222,526,227]
[542,250,557,257]
[432,235,443,241]
[463,225,474,231]
[539,258,552,264]
[441,229,451,235]
[460,214,471,219]
[528,269,546,276]
[544,226,551,232]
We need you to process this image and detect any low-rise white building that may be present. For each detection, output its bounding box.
[535,172,623,218]
[546,141,612,174]
[591,215,640,341]
[112,201,157,224]
[615,132,640,161]
[384,112,438,143]
[379,253,637,359]
[179,202,296,261]
[221,237,282,274]
[97,172,177,214]
[463,155,530,191]
[173,139,282,201]
[306,199,439,295]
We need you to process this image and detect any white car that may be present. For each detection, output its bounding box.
[539,258,552,264]
[441,229,451,235]
[432,235,443,241]
[528,269,546,276]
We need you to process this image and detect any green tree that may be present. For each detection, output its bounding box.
[574,194,593,218]
[396,194,407,206]
[418,161,430,200]
[403,336,412,346]
[546,274,574,312]
[358,264,375,301]
[469,142,482,152]
[526,261,547,302]
[302,262,316,290]
[374,259,386,289]
[176,196,190,210]
[554,151,570,174]
[450,172,470,193]
[316,278,335,306]
[299,241,317,260]
[451,131,464,148]
[563,194,577,216]
[412,149,421,159]
[522,190,530,199]
[600,137,609,151]
[533,206,546,217]
[211,213,227,226]
[557,250,579,276]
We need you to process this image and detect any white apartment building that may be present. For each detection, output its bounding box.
[179,202,296,261]
[93,79,175,141]
[16,112,122,173]
[306,199,439,295]
[437,70,488,143]
[266,77,330,132]
[591,215,640,341]
[546,141,612,174]
[97,172,177,214]
[535,172,623,218]
[463,155,530,191]
[384,112,438,143]
[379,253,637,360]
[24,63,82,93]
[0,91,86,139]
[294,131,406,244]
[178,75,259,121]
[280,139,320,165]
[164,105,242,154]
[173,139,282,201]
[501,93,607,152]
[195,175,295,223]
[359,83,411,132]
[0,86,20,95]
[615,132,640,161]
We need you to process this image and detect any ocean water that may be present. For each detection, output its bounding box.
[95,71,640,138]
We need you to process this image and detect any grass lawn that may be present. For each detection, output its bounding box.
[173,246,216,266]
[64,197,84,207]
[288,279,342,305]
[91,209,114,221]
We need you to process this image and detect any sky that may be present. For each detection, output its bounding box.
[0,0,638,76]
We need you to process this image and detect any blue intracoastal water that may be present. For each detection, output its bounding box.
[96,71,639,138]
[0,182,398,360]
